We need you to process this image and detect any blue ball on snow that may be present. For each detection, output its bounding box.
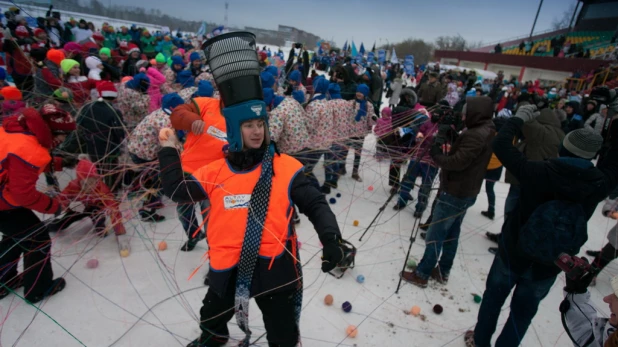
[336,193,341,198]
[342,301,352,313]
[329,197,336,204]
[356,275,365,283]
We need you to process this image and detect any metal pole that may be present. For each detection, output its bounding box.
[529,0,544,38]
[568,1,581,32]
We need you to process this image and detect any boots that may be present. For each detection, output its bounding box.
[351,170,362,182]
[0,274,24,300]
[28,278,66,304]
[139,208,165,222]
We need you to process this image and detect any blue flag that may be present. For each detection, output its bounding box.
[404,55,415,77]
[351,41,358,57]
[359,43,365,56]
[196,22,207,37]
[378,49,386,64]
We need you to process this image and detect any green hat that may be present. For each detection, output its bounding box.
[99,47,111,57]
[60,59,80,74]
[155,53,166,64]
[53,87,74,103]
[166,57,173,67]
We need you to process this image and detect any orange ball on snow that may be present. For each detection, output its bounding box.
[346,325,358,338]
[158,241,168,251]
[324,294,334,306]
[410,305,421,316]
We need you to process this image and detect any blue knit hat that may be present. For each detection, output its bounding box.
[162,93,184,114]
[194,80,214,97]
[357,84,370,98]
[273,95,285,109]
[313,76,329,95]
[171,56,185,71]
[189,51,201,63]
[0,67,6,81]
[328,83,342,99]
[176,70,195,88]
[292,90,305,104]
[263,87,275,107]
[260,71,275,89]
[264,65,278,78]
[288,70,301,83]
[125,73,150,93]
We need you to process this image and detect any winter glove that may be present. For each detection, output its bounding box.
[514,104,540,123]
[321,240,345,273]
[564,257,596,294]
[159,128,180,148]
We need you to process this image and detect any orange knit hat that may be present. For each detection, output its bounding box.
[0,86,22,101]
[46,49,65,66]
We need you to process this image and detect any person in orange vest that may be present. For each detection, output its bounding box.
[158,32,346,347]
[0,108,76,303]
[170,94,227,252]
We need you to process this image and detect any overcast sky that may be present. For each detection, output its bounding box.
[113,0,578,47]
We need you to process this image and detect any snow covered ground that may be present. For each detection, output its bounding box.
[2,98,617,347]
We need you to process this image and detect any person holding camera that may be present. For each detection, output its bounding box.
[465,104,618,347]
[401,96,495,287]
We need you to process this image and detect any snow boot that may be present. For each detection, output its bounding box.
[186,334,228,347]
[351,170,362,182]
[181,232,205,252]
[292,209,300,224]
[28,278,66,304]
[139,208,166,223]
[400,271,428,288]
[0,275,24,300]
[486,232,500,244]
[413,211,423,218]
[481,211,494,220]
[464,330,475,347]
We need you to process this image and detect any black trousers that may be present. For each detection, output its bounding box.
[0,208,54,300]
[198,274,299,347]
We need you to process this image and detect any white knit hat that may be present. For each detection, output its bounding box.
[611,275,618,297]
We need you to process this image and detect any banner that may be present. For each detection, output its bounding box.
[351,41,358,57]
[196,22,207,37]
[390,47,398,64]
[367,52,375,65]
[378,49,386,64]
[404,54,415,77]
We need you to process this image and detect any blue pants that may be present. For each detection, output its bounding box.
[504,185,520,216]
[484,166,503,214]
[292,148,322,190]
[324,144,346,185]
[177,200,210,241]
[473,256,556,347]
[397,160,438,213]
[415,192,476,279]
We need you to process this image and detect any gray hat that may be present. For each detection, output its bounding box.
[563,128,603,160]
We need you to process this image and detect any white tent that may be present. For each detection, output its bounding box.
[427,62,498,80]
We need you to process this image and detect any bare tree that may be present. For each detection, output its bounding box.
[435,34,467,51]
[380,38,434,64]
[551,2,577,30]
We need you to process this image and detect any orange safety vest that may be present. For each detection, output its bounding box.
[0,127,51,207]
[192,154,304,271]
[181,97,228,174]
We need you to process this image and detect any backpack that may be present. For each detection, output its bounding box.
[518,200,588,266]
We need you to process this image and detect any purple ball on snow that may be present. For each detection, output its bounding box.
[329,197,336,204]
[342,301,352,313]
[336,193,341,198]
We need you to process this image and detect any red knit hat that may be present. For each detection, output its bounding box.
[0,86,22,101]
[40,104,76,134]
[63,42,82,55]
[46,49,65,66]
[96,81,117,99]
[92,32,104,41]
[33,28,46,37]
[127,43,140,55]
[76,159,99,180]
[15,26,29,38]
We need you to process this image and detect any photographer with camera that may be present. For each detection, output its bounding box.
[401,96,495,288]
[465,104,618,347]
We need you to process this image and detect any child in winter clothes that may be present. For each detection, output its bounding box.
[0,86,25,124]
[61,59,97,105]
[164,56,184,93]
[115,72,151,129]
[51,159,129,250]
[147,65,166,113]
[33,49,64,102]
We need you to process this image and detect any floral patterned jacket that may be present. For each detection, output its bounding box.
[268,97,309,154]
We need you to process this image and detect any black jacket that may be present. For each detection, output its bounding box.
[494,117,618,279]
[158,145,341,297]
[77,101,126,160]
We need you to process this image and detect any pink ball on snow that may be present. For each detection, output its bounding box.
[368,185,374,191]
[86,258,99,269]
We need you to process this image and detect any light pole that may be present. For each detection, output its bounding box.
[529,0,544,38]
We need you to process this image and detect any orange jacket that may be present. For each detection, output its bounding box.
[0,127,59,213]
[192,154,304,271]
[171,97,227,174]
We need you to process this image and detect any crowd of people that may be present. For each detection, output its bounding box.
[2,5,618,346]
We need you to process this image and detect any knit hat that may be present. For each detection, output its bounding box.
[0,67,6,81]
[92,32,104,41]
[76,159,99,180]
[0,86,22,101]
[47,49,65,66]
[155,53,166,64]
[60,59,80,74]
[161,93,184,114]
[63,42,82,55]
[562,128,603,160]
[136,59,149,71]
[288,70,301,83]
[30,47,48,63]
[189,51,201,63]
[121,76,133,83]
[260,71,275,88]
[263,87,275,107]
[127,43,140,55]
[40,104,76,134]
[264,65,278,78]
[601,104,608,112]
[611,275,618,298]
[96,80,118,99]
[357,84,370,98]
[273,95,285,109]
[171,55,185,71]
[194,80,214,97]
[328,83,341,99]
[15,26,29,38]
[33,28,46,37]
[125,73,150,93]
[53,87,73,103]
[99,47,111,57]
[292,90,305,104]
[381,107,392,118]
[313,77,330,95]
[176,70,195,88]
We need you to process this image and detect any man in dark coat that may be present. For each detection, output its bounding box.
[468,105,618,347]
[401,96,496,287]
[417,72,444,107]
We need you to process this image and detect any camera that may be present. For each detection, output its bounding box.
[294,42,302,49]
[554,253,599,281]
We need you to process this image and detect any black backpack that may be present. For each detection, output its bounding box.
[518,200,588,266]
